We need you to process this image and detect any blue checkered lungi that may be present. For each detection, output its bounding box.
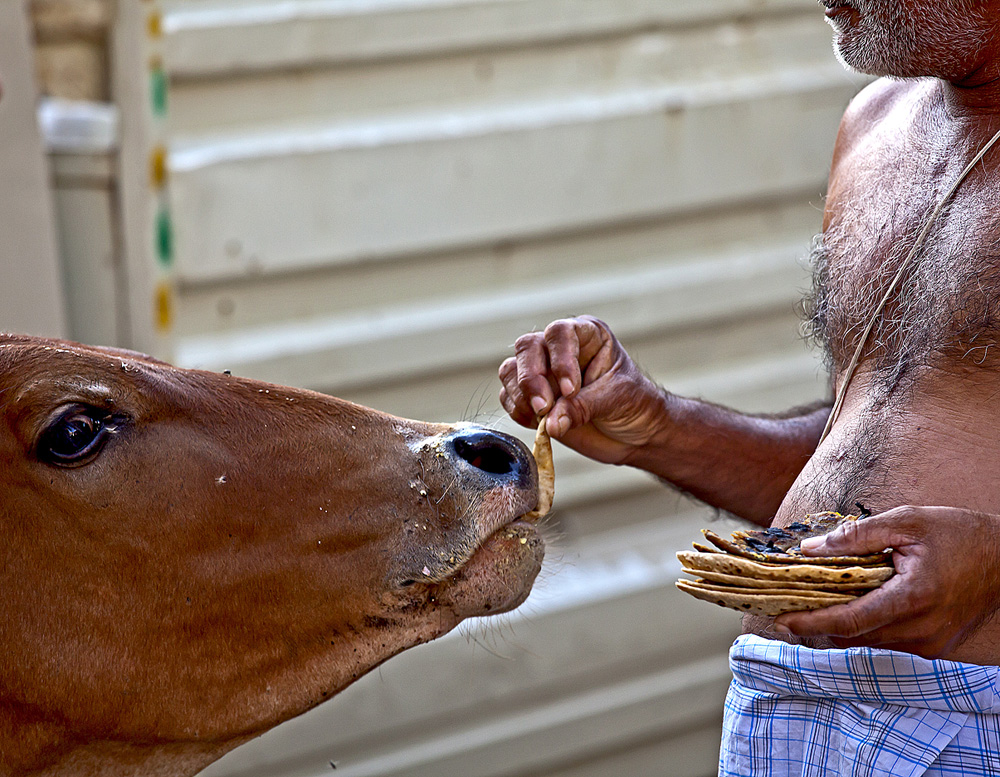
[722,634,1000,776]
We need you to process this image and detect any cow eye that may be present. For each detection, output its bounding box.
[39,406,116,466]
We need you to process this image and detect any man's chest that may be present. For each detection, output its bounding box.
[812,141,1000,377]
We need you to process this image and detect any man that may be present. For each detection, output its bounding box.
[500,1,1000,773]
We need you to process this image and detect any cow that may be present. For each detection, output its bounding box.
[0,334,545,775]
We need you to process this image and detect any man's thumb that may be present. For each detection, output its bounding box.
[799,517,892,557]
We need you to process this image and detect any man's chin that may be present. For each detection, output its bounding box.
[822,9,895,77]
[828,29,909,80]
[831,43,889,78]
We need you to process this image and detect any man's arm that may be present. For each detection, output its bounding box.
[629,396,829,526]
[499,315,828,527]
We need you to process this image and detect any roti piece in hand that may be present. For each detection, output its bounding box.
[524,417,553,520]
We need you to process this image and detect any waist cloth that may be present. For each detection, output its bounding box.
[722,634,1000,776]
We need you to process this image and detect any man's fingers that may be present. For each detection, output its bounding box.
[543,320,584,400]
[498,356,517,400]
[825,620,953,657]
[799,511,916,557]
[499,357,542,427]
[498,388,537,428]
[775,572,940,644]
[542,317,615,397]
[774,585,898,639]
[503,331,584,438]
[502,317,620,430]
[500,316,644,458]
[513,333,555,416]
[774,507,1000,658]
[800,505,959,558]
[825,612,959,658]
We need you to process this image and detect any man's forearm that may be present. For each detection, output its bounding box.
[624,396,830,527]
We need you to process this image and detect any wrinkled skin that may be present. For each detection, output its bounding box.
[501,0,1000,663]
[0,335,543,775]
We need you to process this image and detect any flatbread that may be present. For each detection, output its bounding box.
[732,512,859,554]
[676,550,894,585]
[675,579,856,617]
[682,567,880,592]
[702,529,891,567]
[524,417,553,520]
[680,579,857,601]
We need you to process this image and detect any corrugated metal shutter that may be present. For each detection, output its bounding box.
[105,1,865,774]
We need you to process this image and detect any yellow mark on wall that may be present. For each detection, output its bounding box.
[150,146,167,188]
[155,283,174,332]
[148,11,163,39]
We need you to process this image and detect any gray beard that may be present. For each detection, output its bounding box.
[827,0,985,79]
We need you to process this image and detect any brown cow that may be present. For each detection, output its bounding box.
[0,334,545,775]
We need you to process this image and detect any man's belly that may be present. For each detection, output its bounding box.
[744,368,1000,664]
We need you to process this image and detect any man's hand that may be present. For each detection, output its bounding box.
[498,316,670,465]
[775,506,1000,659]
[499,315,830,524]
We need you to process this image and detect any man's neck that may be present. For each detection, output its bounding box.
[939,68,1000,118]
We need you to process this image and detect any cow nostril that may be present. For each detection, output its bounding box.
[452,431,520,476]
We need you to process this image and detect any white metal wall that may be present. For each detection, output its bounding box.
[0,1,66,338]
[100,1,865,774]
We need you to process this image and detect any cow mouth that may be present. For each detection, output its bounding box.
[400,486,545,618]
[446,421,551,613]
[443,514,545,615]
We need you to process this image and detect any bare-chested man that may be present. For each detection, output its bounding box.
[501,1,1000,773]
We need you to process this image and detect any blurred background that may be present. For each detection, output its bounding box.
[1,1,865,774]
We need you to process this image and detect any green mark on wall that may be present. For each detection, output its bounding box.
[151,67,168,117]
[156,208,174,267]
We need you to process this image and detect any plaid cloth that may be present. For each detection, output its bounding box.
[722,635,1000,776]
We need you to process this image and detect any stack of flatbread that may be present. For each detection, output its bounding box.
[675,512,894,617]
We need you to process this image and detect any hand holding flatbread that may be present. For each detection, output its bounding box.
[676,512,894,617]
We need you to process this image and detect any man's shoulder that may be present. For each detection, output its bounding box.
[832,78,935,165]
[841,78,935,131]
